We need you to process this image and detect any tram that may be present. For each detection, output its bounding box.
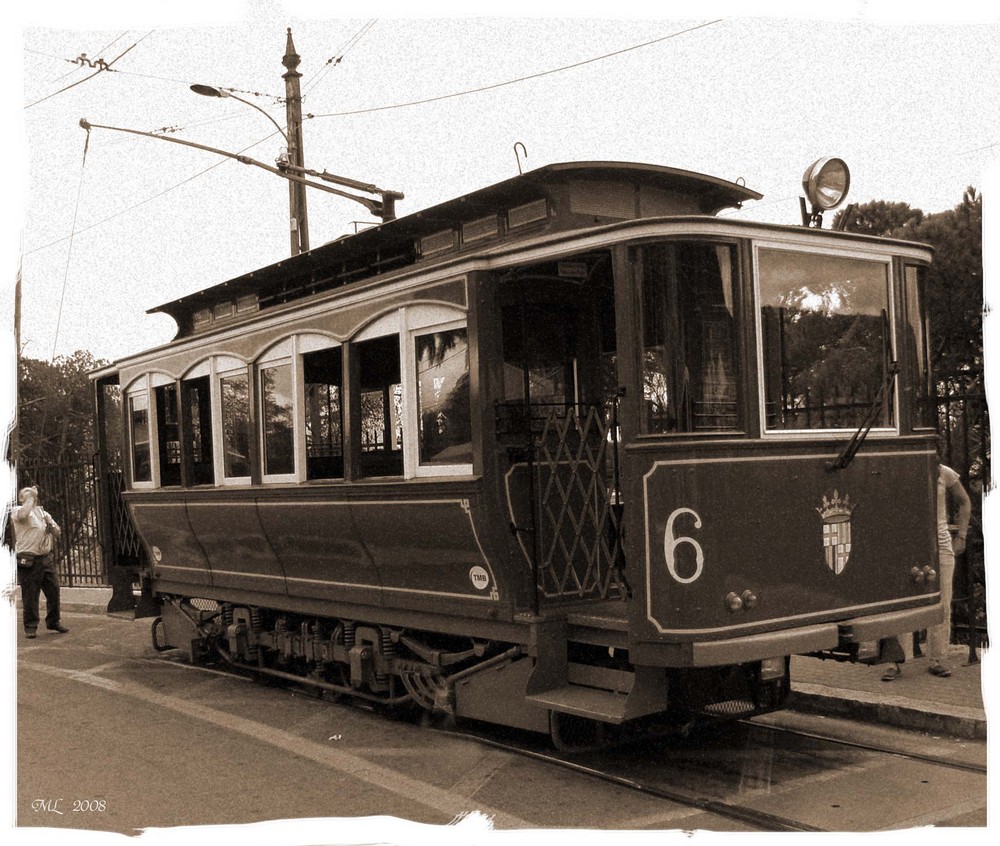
[92,159,941,745]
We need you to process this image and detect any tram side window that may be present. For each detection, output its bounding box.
[260,363,295,477]
[183,375,215,484]
[758,249,893,431]
[638,241,740,433]
[154,384,181,486]
[303,346,344,479]
[129,393,152,483]
[904,265,934,429]
[415,327,472,466]
[220,371,251,479]
[358,334,403,477]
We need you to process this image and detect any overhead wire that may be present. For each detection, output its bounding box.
[303,18,377,98]
[25,30,154,110]
[48,31,130,83]
[307,19,724,119]
[24,129,284,259]
[50,127,92,360]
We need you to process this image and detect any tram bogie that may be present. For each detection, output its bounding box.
[93,160,940,743]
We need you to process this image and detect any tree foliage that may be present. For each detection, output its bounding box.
[834,188,983,384]
[15,350,107,466]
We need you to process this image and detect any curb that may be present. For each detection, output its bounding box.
[789,682,987,740]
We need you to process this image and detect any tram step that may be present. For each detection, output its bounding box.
[526,684,630,723]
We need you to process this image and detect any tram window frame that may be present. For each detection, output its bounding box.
[180,372,216,485]
[126,377,154,488]
[215,358,253,484]
[349,304,473,480]
[354,312,405,479]
[754,243,899,437]
[635,239,743,435]
[409,317,473,476]
[301,335,345,481]
[903,264,935,430]
[257,339,298,484]
[154,382,182,487]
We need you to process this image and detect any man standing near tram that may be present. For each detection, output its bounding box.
[881,456,972,681]
[11,485,69,639]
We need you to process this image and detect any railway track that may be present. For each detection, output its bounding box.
[145,652,986,832]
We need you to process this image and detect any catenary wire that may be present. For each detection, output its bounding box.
[303,18,378,97]
[25,30,154,109]
[306,19,725,119]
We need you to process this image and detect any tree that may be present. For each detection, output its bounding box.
[835,189,983,383]
[16,350,107,466]
[834,200,924,238]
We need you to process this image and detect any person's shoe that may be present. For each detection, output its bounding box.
[928,663,951,677]
[881,664,901,682]
[25,630,37,639]
[46,624,69,634]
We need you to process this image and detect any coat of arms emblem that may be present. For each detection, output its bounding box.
[816,491,855,574]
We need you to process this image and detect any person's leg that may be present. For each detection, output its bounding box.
[880,636,905,680]
[18,560,44,636]
[926,540,955,675]
[41,567,64,631]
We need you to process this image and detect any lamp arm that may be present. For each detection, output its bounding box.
[79,118,381,215]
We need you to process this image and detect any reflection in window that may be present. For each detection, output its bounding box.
[501,303,578,406]
[261,363,294,476]
[129,393,151,482]
[304,346,344,479]
[416,328,472,465]
[639,242,739,433]
[155,384,181,486]
[759,249,892,430]
[357,334,403,477]
[220,372,250,478]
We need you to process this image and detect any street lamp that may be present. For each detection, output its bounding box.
[190,84,290,144]
[191,29,309,256]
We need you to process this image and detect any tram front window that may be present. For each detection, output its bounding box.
[758,249,893,431]
[638,241,740,433]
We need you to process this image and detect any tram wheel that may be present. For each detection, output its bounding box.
[549,711,608,752]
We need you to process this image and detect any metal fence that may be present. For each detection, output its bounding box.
[935,388,990,653]
[11,460,106,587]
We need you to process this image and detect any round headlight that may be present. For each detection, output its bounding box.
[802,157,851,210]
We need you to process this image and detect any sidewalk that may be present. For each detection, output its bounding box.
[31,590,992,741]
[789,643,988,740]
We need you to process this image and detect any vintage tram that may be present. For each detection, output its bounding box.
[92,160,941,745]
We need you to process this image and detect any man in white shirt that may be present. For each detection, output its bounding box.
[882,462,971,680]
[11,485,69,639]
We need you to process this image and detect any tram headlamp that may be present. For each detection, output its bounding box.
[725,592,743,612]
[802,157,851,211]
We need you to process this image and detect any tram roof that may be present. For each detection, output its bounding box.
[148,161,762,333]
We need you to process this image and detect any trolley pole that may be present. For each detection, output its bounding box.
[283,28,309,255]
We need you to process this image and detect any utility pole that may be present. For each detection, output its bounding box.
[282,28,309,256]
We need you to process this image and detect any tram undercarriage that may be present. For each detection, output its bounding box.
[152,595,791,748]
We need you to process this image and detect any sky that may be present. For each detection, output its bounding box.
[3,0,999,843]
[4,1,1000,366]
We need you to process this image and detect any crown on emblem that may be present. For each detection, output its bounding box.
[816,490,855,521]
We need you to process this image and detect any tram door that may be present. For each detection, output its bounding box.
[498,252,627,605]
